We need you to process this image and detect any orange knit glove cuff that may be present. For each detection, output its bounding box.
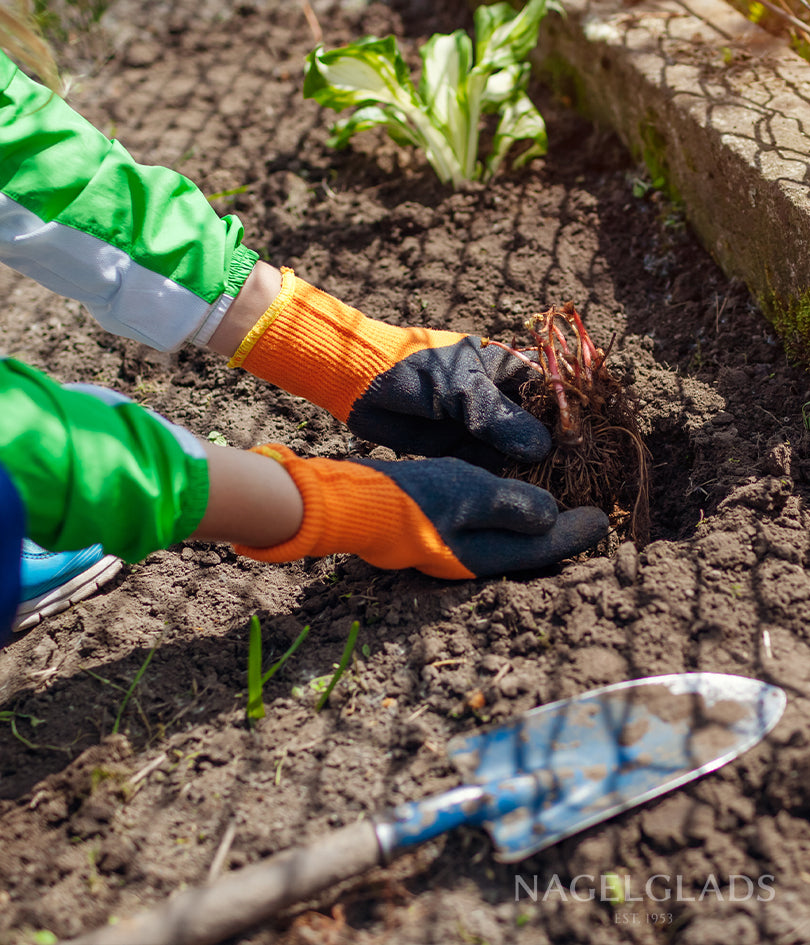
[228,268,463,422]
[233,444,473,580]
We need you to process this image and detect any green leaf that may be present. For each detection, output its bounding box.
[305,35,461,185]
[419,30,476,179]
[207,430,227,447]
[246,618,311,722]
[419,30,472,127]
[481,62,530,110]
[316,620,361,712]
[475,0,557,71]
[246,615,265,721]
[327,104,418,151]
[261,624,311,686]
[486,91,548,181]
[304,36,419,113]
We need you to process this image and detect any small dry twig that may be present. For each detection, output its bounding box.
[300,0,323,44]
[208,821,237,884]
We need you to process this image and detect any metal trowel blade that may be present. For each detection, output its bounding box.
[447,673,785,862]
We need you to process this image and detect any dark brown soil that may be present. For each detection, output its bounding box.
[2,2,810,944]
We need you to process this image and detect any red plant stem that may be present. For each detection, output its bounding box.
[551,321,571,356]
[539,338,574,434]
[481,339,546,375]
[571,357,582,387]
[567,306,600,374]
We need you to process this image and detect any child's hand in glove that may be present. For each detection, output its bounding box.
[234,444,608,580]
[230,268,549,469]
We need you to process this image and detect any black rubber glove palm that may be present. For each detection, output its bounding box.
[349,335,550,469]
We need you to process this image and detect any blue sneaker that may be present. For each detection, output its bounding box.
[13,540,123,632]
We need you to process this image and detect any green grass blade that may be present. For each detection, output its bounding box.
[316,620,360,712]
[261,623,311,686]
[207,184,249,203]
[113,644,157,734]
[246,615,265,721]
[247,618,311,723]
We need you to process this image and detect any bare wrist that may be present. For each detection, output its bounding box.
[191,440,303,547]
[208,261,283,357]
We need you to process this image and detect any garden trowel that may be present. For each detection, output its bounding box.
[65,672,785,945]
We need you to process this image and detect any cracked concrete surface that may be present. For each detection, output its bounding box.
[532,0,810,358]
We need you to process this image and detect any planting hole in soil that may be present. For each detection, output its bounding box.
[486,302,651,547]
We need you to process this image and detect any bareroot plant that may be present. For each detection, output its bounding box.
[303,0,559,188]
[483,303,652,546]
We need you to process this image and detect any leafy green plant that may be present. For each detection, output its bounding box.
[303,0,560,188]
[247,616,361,717]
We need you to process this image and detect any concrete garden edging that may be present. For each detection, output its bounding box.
[527,0,810,362]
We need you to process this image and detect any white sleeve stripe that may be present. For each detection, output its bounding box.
[65,382,208,460]
[0,193,223,352]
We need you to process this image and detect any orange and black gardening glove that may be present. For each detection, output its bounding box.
[233,444,608,579]
[229,268,550,468]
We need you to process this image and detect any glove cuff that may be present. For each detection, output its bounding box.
[233,444,473,579]
[228,268,463,422]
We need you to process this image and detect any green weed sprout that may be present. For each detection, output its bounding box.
[112,644,157,734]
[315,619,360,712]
[303,0,559,188]
[79,641,158,736]
[246,615,311,722]
[31,931,58,945]
[206,430,228,447]
[0,709,54,751]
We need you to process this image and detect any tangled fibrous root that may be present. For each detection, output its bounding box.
[484,302,651,547]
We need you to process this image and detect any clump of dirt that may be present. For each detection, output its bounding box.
[492,303,651,545]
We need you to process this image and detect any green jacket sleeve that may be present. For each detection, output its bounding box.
[0,51,258,351]
[0,357,210,561]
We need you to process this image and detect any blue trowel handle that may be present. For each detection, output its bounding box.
[374,774,540,861]
[374,784,487,859]
[68,781,525,945]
